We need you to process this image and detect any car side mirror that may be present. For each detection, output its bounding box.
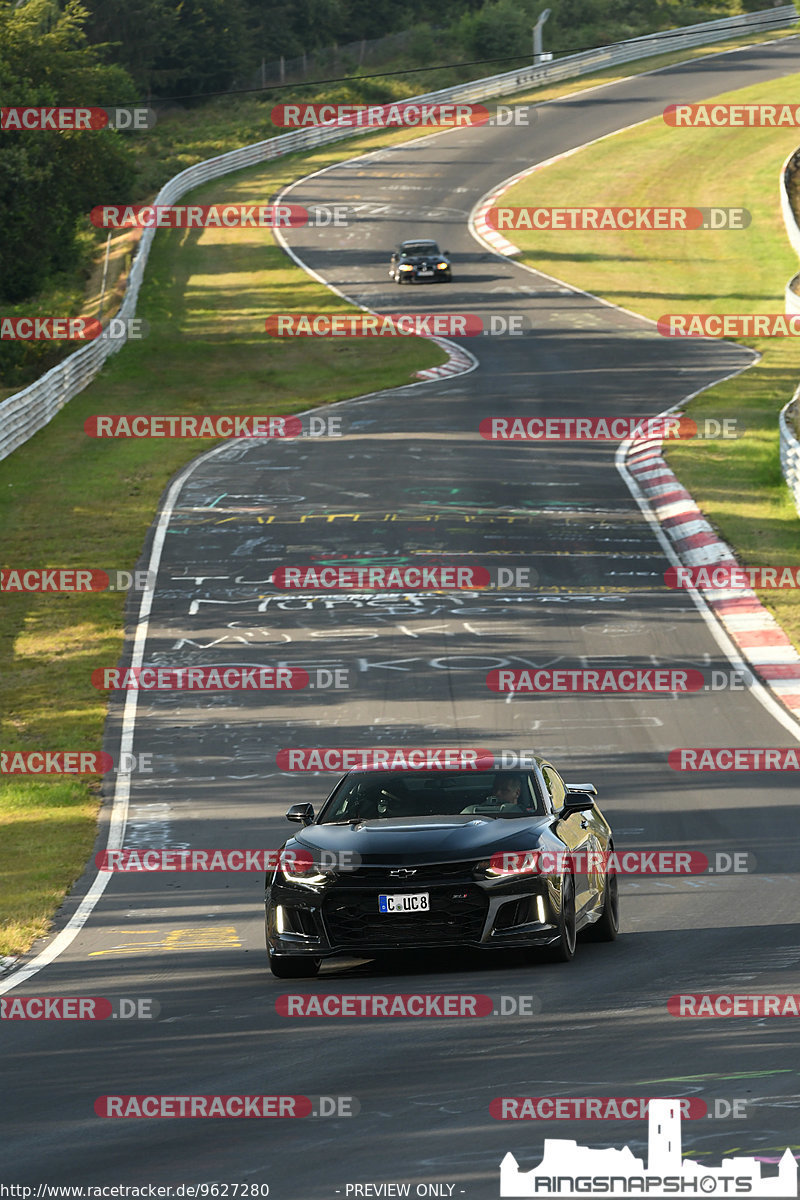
[562,792,596,813]
[286,803,314,825]
[565,782,597,796]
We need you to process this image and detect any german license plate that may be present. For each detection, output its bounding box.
[417,269,433,277]
[379,893,430,913]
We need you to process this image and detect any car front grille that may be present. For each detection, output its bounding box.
[322,883,488,948]
[339,861,477,887]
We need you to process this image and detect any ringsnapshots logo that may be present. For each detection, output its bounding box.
[498,1098,797,1197]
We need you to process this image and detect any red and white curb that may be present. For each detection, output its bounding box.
[469,125,800,720]
[627,437,800,715]
[415,336,478,380]
[473,183,522,257]
[470,130,651,260]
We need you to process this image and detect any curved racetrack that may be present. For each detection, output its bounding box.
[3,37,800,1195]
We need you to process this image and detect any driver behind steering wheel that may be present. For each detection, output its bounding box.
[487,773,523,807]
[462,771,525,813]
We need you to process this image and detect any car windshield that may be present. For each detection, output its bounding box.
[320,770,545,822]
[401,242,440,256]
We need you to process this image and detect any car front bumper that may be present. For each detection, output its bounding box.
[265,874,563,959]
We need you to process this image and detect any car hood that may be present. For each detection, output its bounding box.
[289,814,552,865]
[401,252,440,263]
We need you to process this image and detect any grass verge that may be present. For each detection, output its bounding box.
[2,22,793,398]
[496,70,800,644]
[0,133,447,958]
[1,27,797,957]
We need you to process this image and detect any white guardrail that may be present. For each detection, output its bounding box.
[780,151,800,515]
[1,4,797,463]
[780,388,800,516]
[781,147,800,314]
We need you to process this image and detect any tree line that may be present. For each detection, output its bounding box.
[1,0,744,310]
[81,0,745,97]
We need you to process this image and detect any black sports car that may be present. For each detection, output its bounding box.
[389,240,452,283]
[265,760,619,977]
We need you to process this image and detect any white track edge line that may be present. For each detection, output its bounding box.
[465,64,800,738]
[617,437,800,742]
[3,34,796,990]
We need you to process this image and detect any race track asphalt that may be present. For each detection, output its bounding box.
[3,36,800,1196]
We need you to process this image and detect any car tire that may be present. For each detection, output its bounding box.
[538,874,577,963]
[583,870,619,942]
[268,952,320,979]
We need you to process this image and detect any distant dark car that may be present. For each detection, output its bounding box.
[389,240,452,283]
[265,760,619,977]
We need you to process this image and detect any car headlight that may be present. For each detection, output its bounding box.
[279,862,336,890]
[474,851,542,880]
[398,263,414,271]
[436,262,449,269]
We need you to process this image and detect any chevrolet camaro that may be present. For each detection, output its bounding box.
[265,760,619,977]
